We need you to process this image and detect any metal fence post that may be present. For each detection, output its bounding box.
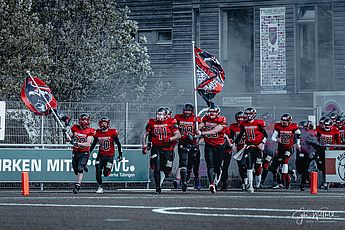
[125,102,129,145]
[41,116,44,147]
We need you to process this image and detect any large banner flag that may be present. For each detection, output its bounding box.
[20,76,57,116]
[194,47,225,106]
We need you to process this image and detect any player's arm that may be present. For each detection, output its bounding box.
[142,131,150,154]
[295,129,301,147]
[200,124,224,135]
[89,137,99,153]
[166,130,181,142]
[78,135,94,148]
[259,125,268,143]
[114,136,123,161]
[234,126,245,144]
[271,129,279,142]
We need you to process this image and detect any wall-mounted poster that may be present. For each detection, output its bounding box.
[260,7,286,94]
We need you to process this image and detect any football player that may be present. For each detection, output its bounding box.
[234,107,268,193]
[296,120,318,191]
[90,117,123,194]
[69,113,96,194]
[228,111,247,190]
[142,107,181,194]
[270,113,301,189]
[174,103,201,191]
[196,105,227,193]
[315,117,340,188]
[336,115,345,149]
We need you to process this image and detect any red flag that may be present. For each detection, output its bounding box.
[20,76,58,115]
[194,47,225,94]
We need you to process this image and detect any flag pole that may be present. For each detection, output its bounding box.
[26,71,71,140]
[192,41,199,130]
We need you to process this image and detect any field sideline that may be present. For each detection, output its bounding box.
[0,188,344,230]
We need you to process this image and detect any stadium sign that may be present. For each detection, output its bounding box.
[325,150,345,183]
[0,149,149,182]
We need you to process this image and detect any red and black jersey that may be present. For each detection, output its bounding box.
[316,126,340,148]
[201,115,227,146]
[273,122,299,149]
[174,114,201,144]
[338,126,345,145]
[239,119,266,146]
[229,122,245,150]
[71,124,96,152]
[94,128,119,157]
[146,118,179,151]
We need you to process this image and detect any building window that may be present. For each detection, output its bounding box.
[220,8,254,93]
[157,30,172,44]
[297,5,333,91]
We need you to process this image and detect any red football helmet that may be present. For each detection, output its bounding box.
[208,104,220,119]
[99,116,110,131]
[323,118,333,132]
[336,116,344,128]
[183,103,194,118]
[79,113,90,129]
[319,116,327,129]
[244,107,256,121]
[235,110,245,123]
[281,113,292,127]
[156,107,168,122]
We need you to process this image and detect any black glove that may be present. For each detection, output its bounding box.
[142,147,147,155]
[70,139,77,145]
[147,142,152,151]
[117,154,123,162]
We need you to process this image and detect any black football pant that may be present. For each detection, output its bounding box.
[295,152,313,188]
[150,147,174,189]
[178,144,200,183]
[220,152,232,184]
[204,143,225,184]
[95,155,114,187]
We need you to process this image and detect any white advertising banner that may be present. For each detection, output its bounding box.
[260,7,286,94]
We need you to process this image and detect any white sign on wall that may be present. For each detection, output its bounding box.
[0,101,5,141]
[260,7,286,94]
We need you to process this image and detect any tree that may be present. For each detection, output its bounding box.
[0,0,52,100]
[33,0,152,102]
[0,0,152,103]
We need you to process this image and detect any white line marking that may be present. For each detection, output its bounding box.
[152,207,345,221]
[0,203,158,209]
[105,219,129,222]
[1,203,345,214]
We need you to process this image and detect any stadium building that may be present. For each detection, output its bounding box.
[119,0,345,117]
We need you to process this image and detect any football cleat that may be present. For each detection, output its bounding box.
[241,183,246,191]
[194,178,201,191]
[299,184,305,191]
[173,179,181,189]
[248,186,254,193]
[292,169,298,182]
[73,184,80,194]
[220,182,228,191]
[209,183,216,193]
[96,187,104,194]
[182,182,187,192]
[155,187,162,194]
[272,184,284,189]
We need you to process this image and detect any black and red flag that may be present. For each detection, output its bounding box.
[21,76,58,116]
[194,47,225,107]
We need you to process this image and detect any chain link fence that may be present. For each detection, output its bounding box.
[1,101,317,189]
